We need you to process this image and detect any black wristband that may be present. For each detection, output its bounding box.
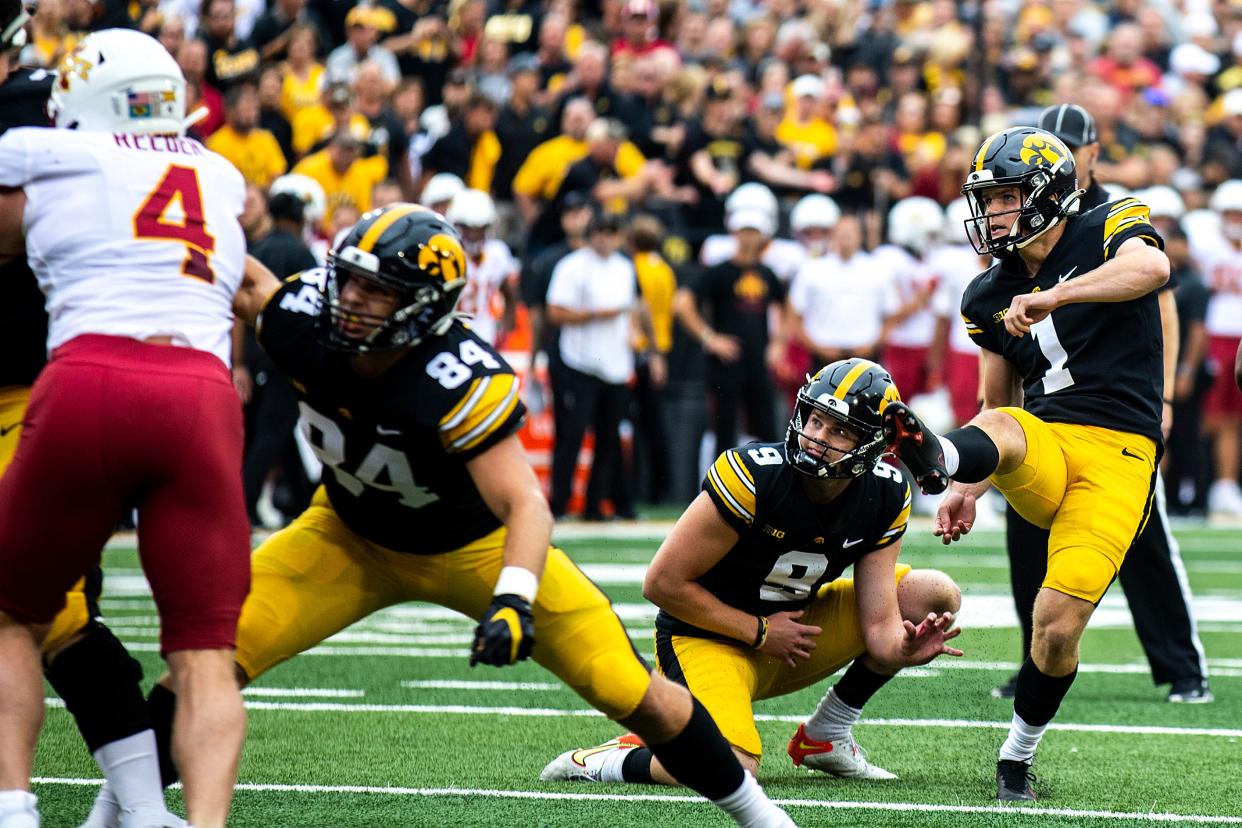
[751,615,769,649]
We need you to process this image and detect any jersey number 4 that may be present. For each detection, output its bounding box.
[133,165,216,283]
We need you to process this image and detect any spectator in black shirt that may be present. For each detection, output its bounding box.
[238,187,318,528]
[677,75,747,238]
[258,65,295,166]
[494,53,553,203]
[199,0,262,92]
[674,208,788,454]
[250,0,332,61]
[384,13,453,106]
[354,60,415,198]
[744,91,836,199]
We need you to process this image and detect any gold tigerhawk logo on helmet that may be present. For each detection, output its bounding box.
[56,44,94,91]
[1019,134,1065,169]
[418,233,466,282]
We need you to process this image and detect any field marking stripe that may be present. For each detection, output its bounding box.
[56,698,1242,739]
[29,778,1242,823]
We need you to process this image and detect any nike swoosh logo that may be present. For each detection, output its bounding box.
[0,422,19,437]
[797,740,830,752]
[1121,447,1145,461]
[842,538,865,548]
[376,425,402,436]
[1057,266,1077,283]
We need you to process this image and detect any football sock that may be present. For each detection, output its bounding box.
[1013,657,1078,726]
[43,622,149,753]
[621,748,655,784]
[147,683,180,787]
[998,712,1047,763]
[999,658,1079,762]
[942,426,1000,482]
[832,659,894,709]
[596,745,630,783]
[712,772,786,828]
[77,782,118,828]
[92,731,166,812]
[647,697,745,800]
[804,688,862,743]
[0,791,37,822]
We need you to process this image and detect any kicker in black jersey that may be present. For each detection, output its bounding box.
[656,441,911,641]
[0,66,52,388]
[257,269,526,553]
[960,197,1165,443]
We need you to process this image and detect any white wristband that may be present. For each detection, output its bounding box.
[494,566,539,603]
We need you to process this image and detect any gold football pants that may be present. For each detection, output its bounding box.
[235,487,654,719]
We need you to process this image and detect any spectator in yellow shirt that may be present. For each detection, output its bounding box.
[206,82,289,188]
[279,23,325,125]
[292,130,388,228]
[776,74,837,170]
[629,213,674,504]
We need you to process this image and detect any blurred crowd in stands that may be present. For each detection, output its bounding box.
[24,0,1242,523]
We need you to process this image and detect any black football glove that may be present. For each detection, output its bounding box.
[470,594,535,667]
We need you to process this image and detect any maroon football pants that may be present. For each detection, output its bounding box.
[0,335,250,654]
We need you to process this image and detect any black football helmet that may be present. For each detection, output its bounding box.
[961,126,1083,256]
[785,358,901,479]
[321,203,468,353]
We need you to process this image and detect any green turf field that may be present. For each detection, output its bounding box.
[31,522,1242,826]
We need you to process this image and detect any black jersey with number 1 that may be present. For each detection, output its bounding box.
[257,269,528,554]
[960,198,1165,444]
[655,442,911,642]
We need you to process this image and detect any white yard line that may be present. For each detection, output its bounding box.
[242,688,365,698]
[400,680,563,691]
[45,698,1241,739]
[29,778,1242,823]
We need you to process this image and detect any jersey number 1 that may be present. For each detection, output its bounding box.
[1030,316,1075,393]
[133,165,216,283]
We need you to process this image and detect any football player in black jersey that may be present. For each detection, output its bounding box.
[0,8,188,828]
[883,126,1171,801]
[541,359,962,786]
[117,205,797,828]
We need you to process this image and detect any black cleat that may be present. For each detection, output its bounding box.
[1168,678,1214,704]
[991,672,1019,699]
[882,401,950,494]
[996,759,1037,801]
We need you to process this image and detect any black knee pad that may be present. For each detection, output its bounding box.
[44,622,151,753]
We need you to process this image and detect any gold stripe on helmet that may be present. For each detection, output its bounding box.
[973,128,1006,172]
[833,359,878,400]
[357,204,422,253]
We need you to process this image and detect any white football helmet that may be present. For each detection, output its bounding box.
[1136,186,1185,221]
[944,196,974,246]
[725,182,779,229]
[270,173,327,233]
[446,188,497,256]
[1209,180,1242,214]
[49,29,186,136]
[420,172,465,212]
[888,197,945,256]
[790,194,841,233]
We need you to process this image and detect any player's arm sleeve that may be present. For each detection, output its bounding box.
[438,370,527,459]
[871,480,911,549]
[960,283,999,353]
[701,449,758,531]
[1103,198,1164,260]
[255,273,324,380]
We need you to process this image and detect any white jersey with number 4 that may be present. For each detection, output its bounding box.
[0,127,246,366]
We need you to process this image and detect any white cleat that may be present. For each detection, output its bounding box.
[540,736,643,782]
[787,724,896,780]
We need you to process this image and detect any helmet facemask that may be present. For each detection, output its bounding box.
[321,245,462,354]
[785,388,887,479]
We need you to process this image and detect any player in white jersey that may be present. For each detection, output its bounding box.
[700,182,806,281]
[1191,180,1242,515]
[873,197,944,402]
[446,189,519,347]
[0,29,255,828]
[929,197,992,427]
[788,212,894,365]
